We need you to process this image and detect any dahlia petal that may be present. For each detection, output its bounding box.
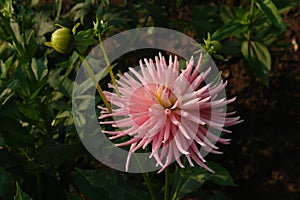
[152,151,164,167]
[190,142,206,162]
[173,56,179,71]
[186,154,194,167]
[126,143,137,172]
[173,147,185,168]
[157,141,174,173]
[180,120,206,146]
[170,97,182,109]
[174,132,190,155]
[131,137,148,152]
[151,129,164,153]
[190,152,214,173]
[102,130,122,135]
[129,67,145,83]
[190,72,205,89]
[159,143,169,161]
[190,53,203,81]
[196,84,211,97]
[178,123,192,140]
[162,120,171,143]
[169,114,180,126]
[178,110,205,125]
[116,137,140,147]
[202,145,223,154]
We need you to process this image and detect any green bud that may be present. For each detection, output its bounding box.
[206,40,223,55]
[45,25,74,54]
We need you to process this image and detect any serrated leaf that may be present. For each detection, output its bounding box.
[241,40,271,86]
[14,182,32,200]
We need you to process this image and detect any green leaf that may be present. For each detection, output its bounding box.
[72,171,109,200]
[0,81,18,107]
[34,143,83,167]
[274,0,298,13]
[14,182,32,200]
[0,113,36,149]
[222,40,243,57]
[35,11,55,36]
[211,21,246,41]
[219,4,235,24]
[24,30,38,62]
[65,192,82,200]
[206,162,237,187]
[256,0,286,31]
[178,177,208,199]
[31,57,48,81]
[178,162,236,199]
[192,5,221,39]
[0,167,13,200]
[0,150,21,169]
[241,40,271,85]
[74,29,98,55]
[176,0,183,8]
[96,3,104,18]
[75,168,150,200]
[1,54,16,80]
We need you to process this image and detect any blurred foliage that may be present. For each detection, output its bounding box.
[0,0,296,199]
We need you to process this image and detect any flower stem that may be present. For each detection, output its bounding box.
[142,172,158,200]
[97,34,120,96]
[78,54,112,113]
[171,168,185,200]
[164,168,170,200]
[35,173,42,200]
[246,0,255,41]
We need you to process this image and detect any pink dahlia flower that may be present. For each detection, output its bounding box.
[99,53,242,173]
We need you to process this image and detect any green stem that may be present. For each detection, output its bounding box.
[78,54,112,113]
[97,34,120,96]
[171,168,185,200]
[0,13,24,57]
[26,61,37,84]
[142,172,158,200]
[164,168,170,200]
[35,173,42,200]
[246,0,255,40]
[55,0,62,21]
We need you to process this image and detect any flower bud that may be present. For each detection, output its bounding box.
[206,40,223,55]
[45,25,74,54]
